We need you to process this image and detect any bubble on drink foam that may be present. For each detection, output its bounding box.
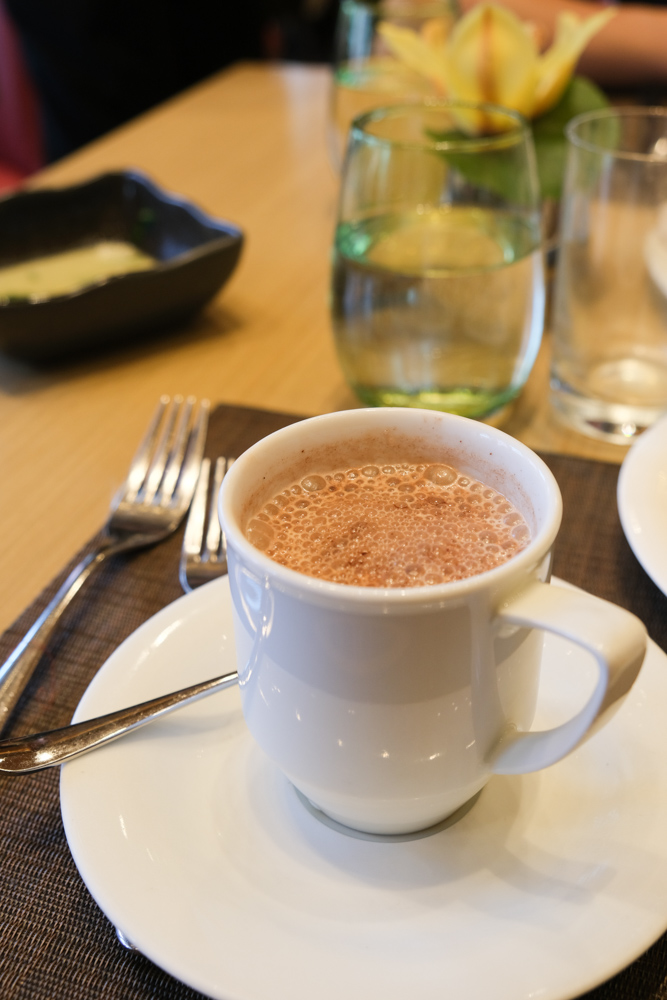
[424,464,457,486]
[246,464,530,587]
[301,475,326,492]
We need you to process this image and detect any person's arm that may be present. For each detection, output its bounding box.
[458,0,667,86]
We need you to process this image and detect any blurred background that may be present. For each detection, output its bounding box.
[2,0,667,187]
[0,0,341,181]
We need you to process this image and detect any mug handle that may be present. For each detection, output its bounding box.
[489,581,647,774]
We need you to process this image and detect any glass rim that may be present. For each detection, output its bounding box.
[350,100,530,153]
[566,105,667,162]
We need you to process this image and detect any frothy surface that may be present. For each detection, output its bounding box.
[244,462,530,588]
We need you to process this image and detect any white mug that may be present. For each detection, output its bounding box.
[219,409,646,835]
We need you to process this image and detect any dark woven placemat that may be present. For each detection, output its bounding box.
[1,404,666,1000]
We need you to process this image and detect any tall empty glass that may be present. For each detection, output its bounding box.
[329,0,459,167]
[551,108,667,443]
[331,102,545,418]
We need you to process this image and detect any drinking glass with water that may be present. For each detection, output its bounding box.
[331,101,545,420]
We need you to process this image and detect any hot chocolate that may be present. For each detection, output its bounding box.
[244,461,530,587]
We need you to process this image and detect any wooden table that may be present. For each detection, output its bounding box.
[0,62,630,636]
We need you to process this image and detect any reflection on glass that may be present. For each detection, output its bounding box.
[329,0,459,167]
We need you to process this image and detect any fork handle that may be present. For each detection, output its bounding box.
[0,547,108,733]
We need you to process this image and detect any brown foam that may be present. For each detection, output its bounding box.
[245,462,530,587]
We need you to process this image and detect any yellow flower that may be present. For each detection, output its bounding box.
[378,2,615,124]
[531,9,615,116]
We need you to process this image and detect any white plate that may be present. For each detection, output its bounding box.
[61,577,667,1000]
[618,412,667,595]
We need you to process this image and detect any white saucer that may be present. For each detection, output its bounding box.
[618,412,667,596]
[61,577,667,1000]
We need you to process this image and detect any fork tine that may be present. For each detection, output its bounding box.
[142,395,186,502]
[179,458,210,593]
[123,395,171,502]
[204,456,225,556]
[179,456,233,592]
[156,395,196,503]
[173,398,210,508]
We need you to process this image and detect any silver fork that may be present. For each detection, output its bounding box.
[179,456,234,592]
[0,451,237,776]
[0,394,210,734]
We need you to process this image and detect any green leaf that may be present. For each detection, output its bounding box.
[426,77,609,205]
[532,76,609,200]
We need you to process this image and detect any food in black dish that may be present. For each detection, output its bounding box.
[0,170,244,361]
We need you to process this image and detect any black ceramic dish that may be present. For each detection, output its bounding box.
[0,170,244,362]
